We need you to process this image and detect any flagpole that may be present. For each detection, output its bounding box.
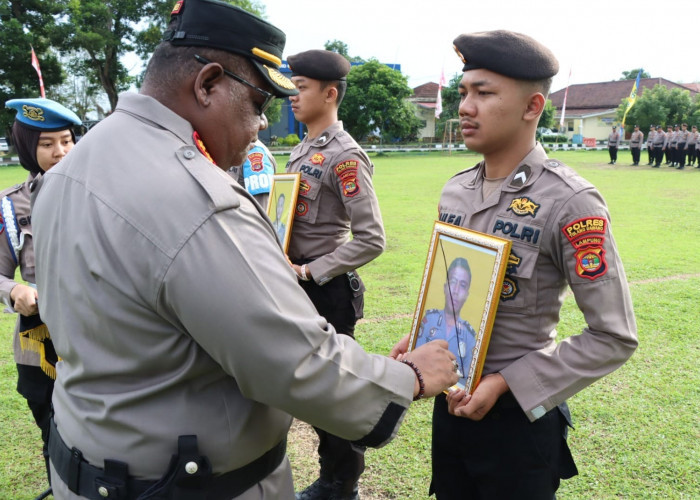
[30,46,46,98]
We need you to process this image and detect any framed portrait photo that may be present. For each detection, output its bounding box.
[266,173,301,253]
[408,221,512,394]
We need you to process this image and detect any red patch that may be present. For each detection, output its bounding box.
[310,153,325,166]
[296,199,309,216]
[342,177,360,197]
[0,213,4,235]
[575,247,608,280]
[247,152,264,172]
[334,160,358,178]
[171,0,184,14]
[299,180,311,197]
[192,131,216,165]
[562,217,607,248]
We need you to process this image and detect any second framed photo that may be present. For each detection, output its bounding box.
[266,173,301,253]
[408,221,512,394]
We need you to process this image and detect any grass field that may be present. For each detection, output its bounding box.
[0,150,698,499]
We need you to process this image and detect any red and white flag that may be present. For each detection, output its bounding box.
[559,67,572,129]
[435,69,446,119]
[31,46,45,98]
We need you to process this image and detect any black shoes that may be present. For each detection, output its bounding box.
[296,478,359,500]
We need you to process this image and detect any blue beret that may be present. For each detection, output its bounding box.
[453,30,559,81]
[6,98,82,131]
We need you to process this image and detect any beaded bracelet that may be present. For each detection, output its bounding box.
[401,359,425,401]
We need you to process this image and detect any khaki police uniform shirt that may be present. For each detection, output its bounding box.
[285,122,385,285]
[630,130,644,147]
[608,131,620,147]
[0,178,41,366]
[438,144,637,422]
[653,130,666,147]
[687,131,698,147]
[647,130,655,148]
[32,93,414,481]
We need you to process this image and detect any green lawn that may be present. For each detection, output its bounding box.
[1,150,698,499]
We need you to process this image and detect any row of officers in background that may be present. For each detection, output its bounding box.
[608,124,700,168]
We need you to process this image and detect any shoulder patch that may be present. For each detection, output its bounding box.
[334,159,361,198]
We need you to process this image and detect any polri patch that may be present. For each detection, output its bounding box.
[507,197,540,217]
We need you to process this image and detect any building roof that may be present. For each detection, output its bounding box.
[411,82,439,102]
[683,82,700,93]
[550,78,697,112]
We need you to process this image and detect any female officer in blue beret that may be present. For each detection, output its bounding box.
[1,97,81,491]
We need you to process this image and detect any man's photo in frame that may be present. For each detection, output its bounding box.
[409,223,511,393]
[266,173,300,252]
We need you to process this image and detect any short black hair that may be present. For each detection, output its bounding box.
[319,79,348,106]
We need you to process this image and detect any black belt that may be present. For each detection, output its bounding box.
[49,419,286,499]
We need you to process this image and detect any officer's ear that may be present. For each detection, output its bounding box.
[324,84,338,105]
[193,62,227,107]
[523,92,545,123]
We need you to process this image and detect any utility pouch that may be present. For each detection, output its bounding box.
[138,435,212,500]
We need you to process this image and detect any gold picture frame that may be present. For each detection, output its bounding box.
[266,173,301,253]
[408,221,512,394]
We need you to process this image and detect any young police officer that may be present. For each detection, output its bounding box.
[415,30,638,499]
[284,50,385,500]
[32,2,459,499]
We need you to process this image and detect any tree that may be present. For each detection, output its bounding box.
[616,84,695,131]
[340,59,421,142]
[324,39,365,63]
[619,68,651,80]
[0,0,65,137]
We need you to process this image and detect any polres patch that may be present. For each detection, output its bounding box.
[247,152,264,172]
[501,276,519,301]
[334,159,358,177]
[507,197,540,217]
[562,217,606,244]
[342,177,360,197]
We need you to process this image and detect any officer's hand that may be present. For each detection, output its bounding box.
[11,284,39,316]
[404,340,459,398]
[389,334,411,359]
[446,373,509,420]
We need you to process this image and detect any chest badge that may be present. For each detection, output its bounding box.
[310,153,325,166]
[507,197,540,217]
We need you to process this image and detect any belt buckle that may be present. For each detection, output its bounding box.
[346,271,361,292]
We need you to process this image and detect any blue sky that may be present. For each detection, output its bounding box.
[261,0,699,92]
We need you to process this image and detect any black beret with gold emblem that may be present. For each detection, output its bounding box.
[163,0,297,97]
[453,30,559,81]
[287,50,351,81]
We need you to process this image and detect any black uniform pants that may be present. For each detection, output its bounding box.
[429,393,577,500]
[677,143,686,167]
[657,147,667,166]
[17,363,55,484]
[631,147,641,164]
[608,146,617,162]
[688,144,696,165]
[298,273,366,486]
[647,146,654,164]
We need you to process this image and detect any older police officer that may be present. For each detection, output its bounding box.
[32,1,459,499]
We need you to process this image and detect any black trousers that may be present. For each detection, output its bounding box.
[631,147,641,164]
[429,393,577,500]
[688,144,696,164]
[298,272,366,485]
[676,143,686,167]
[608,146,617,162]
[647,147,654,164]
[656,148,666,166]
[17,363,55,485]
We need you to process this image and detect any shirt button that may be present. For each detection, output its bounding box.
[185,461,198,474]
[98,485,109,497]
[183,149,196,159]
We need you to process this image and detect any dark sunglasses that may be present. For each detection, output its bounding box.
[194,54,275,116]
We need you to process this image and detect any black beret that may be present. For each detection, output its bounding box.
[453,30,559,80]
[287,50,351,81]
[163,0,297,97]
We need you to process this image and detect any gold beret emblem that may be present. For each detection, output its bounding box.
[264,65,296,90]
[453,44,466,64]
[22,105,45,122]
